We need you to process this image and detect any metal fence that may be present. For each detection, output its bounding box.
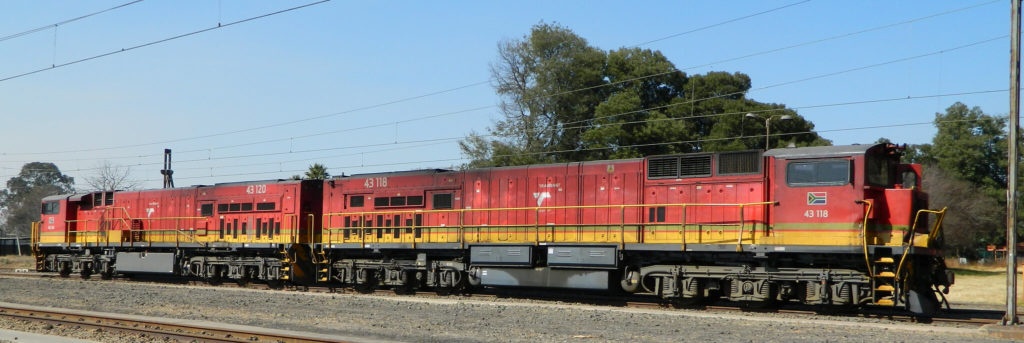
[0,236,29,256]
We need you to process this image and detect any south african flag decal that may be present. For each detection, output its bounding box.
[807,192,827,205]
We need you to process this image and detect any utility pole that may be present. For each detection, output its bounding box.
[1006,0,1021,326]
[161,149,174,189]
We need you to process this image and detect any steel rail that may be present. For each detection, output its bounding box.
[0,271,1001,327]
[0,302,350,343]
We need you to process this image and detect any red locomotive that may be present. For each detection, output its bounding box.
[33,143,952,314]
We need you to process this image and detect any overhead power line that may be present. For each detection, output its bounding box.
[0,0,828,157]
[11,0,993,158]
[0,0,330,84]
[631,0,812,47]
[26,31,1000,163]
[0,88,1002,177]
[0,0,145,43]
[122,116,991,184]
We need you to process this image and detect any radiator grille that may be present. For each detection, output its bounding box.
[718,151,761,175]
[679,155,712,177]
[647,157,679,179]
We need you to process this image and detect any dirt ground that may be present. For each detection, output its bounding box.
[0,256,32,270]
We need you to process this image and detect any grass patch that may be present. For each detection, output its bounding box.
[950,268,1004,276]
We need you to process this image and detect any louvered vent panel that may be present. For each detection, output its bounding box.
[647,157,679,179]
[718,151,761,175]
[679,155,712,177]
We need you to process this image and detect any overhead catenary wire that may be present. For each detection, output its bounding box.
[122,116,995,184]
[0,0,145,43]
[0,87,1007,177]
[0,0,330,84]
[1,88,1002,179]
[630,0,812,47]
[0,3,1003,185]
[5,28,999,167]
[2,0,958,157]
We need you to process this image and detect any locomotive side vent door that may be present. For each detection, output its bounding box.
[771,158,860,246]
[198,201,215,237]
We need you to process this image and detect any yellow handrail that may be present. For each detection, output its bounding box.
[858,199,874,281]
[895,207,948,279]
[320,201,774,246]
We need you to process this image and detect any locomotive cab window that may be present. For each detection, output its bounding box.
[786,160,850,187]
[41,201,60,215]
[432,193,453,209]
[349,195,364,208]
[200,204,214,217]
[865,153,897,187]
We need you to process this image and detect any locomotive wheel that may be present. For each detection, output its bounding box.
[58,264,71,278]
[267,279,285,290]
[393,283,415,295]
[79,266,92,280]
[355,274,378,294]
[100,270,114,280]
[670,295,706,308]
[434,286,454,296]
[207,266,224,285]
[740,299,778,312]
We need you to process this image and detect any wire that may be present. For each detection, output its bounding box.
[0,88,1004,172]
[0,1,1001,175]
[44,31,1004,163]
[630,0,813,47]
[0,0,330,84]
[121,116,992,184]
[0,0,145,43]
[0,0,868,157]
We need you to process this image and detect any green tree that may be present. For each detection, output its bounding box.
[922,166,1003,258]
[304,163,330,180]
[0,162,75,236]
[922,102,1007,191]
[461,22,607,167]
[886,102,1011,254]
[462,23,828,167]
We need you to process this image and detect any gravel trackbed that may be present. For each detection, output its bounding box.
[0,276,1011,342]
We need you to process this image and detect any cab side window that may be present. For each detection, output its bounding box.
[41,201,60,215]
[786,160,850,187]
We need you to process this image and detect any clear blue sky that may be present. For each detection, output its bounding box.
[0,0,1011,190]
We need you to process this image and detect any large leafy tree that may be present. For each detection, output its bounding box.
[462,23,827,167]
[882,102,1010,255]
[0,162,75,236]
[917,102,1007,192]
[461,23,606,167]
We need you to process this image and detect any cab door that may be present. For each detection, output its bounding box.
[771,158,862,246]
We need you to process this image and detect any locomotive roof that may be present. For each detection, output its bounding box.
[763,143,881,159]
[338,168,455,179]
[211,179,303,187]
[41,193,75,202]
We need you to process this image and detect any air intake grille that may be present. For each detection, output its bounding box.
[679,155,712,177]
[718,151,761,175]
[647,157,679,179]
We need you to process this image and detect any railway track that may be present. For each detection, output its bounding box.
[0,302,350,343]
[0,270,1002,328]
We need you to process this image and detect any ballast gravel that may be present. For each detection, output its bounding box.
[0,276,1011,343]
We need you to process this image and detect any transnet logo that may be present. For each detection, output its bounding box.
[807,192,827,205]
